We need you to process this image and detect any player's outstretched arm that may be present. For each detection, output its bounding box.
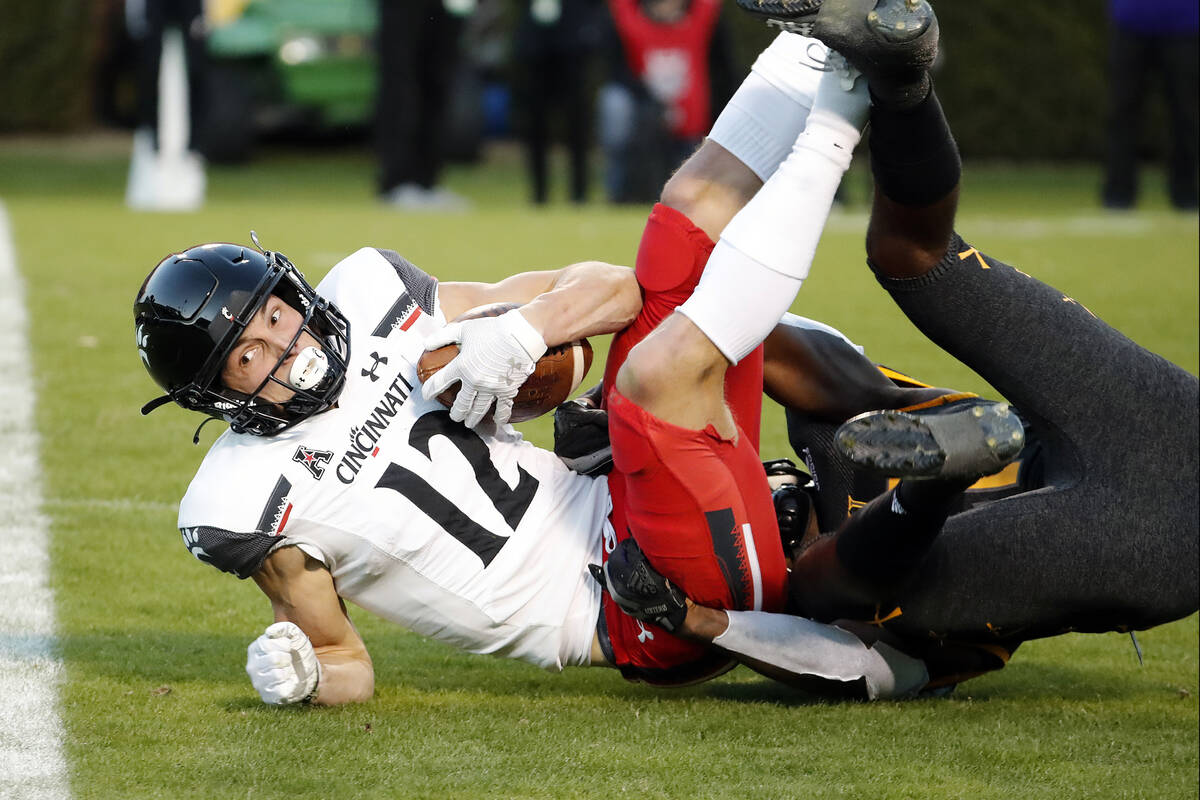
[595,538,929,700]
[426,262,641,427]
[249,546,374,706]
[439,261,642,346]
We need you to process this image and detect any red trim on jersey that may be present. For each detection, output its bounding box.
[275,503,293,534]
[400,306,422,331]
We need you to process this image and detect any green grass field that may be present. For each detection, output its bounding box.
[1,136,1196,800]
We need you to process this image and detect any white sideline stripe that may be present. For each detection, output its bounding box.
[0,203,71,800]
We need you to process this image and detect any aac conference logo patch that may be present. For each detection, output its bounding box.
[293,446,334,480]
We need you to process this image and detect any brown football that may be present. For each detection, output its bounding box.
[416,302,594,423]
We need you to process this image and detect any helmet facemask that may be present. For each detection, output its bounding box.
[139,241,351,438]
[209,250,350,436]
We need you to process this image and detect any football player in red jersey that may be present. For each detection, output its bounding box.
[596,0,1197,691]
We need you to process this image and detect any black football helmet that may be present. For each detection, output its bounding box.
[134,236,351,437]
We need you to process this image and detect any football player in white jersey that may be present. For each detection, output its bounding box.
[139,241,643,704]
[137,8,971,706]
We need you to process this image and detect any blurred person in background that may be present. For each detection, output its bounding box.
[512,0,605,205]
[376,0,474,211]
[598,0,735,204]
[1102,0,1199,211]
[125,0,209,209]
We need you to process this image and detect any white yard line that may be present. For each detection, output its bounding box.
[0,202,70,799]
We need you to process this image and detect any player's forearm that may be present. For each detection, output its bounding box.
[678,602,928,700]
[311,651,375,706]
[519,261,642,346]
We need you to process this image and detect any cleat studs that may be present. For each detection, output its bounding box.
[972,406,985,417]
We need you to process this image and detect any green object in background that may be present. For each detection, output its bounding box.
[204,0,378,162]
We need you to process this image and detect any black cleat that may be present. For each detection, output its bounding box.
[734,0,824,35]
[835,398,1025,482]
[812,0,940,108]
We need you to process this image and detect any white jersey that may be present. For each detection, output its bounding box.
[178,247,613,671]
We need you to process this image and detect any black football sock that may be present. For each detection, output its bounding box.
[868,88,961,207]
[833,476,968,585]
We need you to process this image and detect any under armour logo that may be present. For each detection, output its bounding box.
[636,620,655,643]
[361,351,388,382]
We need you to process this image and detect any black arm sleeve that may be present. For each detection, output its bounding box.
[180,526,279,579]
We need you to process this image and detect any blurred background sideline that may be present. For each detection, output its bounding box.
[0,0,1195,210]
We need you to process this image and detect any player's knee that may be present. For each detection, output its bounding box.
[615,315,726,409]
[614,339,675,408]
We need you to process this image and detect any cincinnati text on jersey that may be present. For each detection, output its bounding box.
[336,370,416,484]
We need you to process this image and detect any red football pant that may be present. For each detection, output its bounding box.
[600,203,786,685]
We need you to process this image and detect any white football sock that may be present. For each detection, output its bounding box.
[679,67,870,364]
[708,32,828,181]
[713,610,930,700]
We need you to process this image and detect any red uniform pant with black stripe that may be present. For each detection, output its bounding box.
[600,203,788,685]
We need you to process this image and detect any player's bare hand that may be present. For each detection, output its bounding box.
[246,621,321,705]
[421,309,547,427]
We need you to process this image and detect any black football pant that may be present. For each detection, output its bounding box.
[859,234,1199,643]
[375,0,463,193]
[1102,28,1200,210]
[130,0,208,152]
[513,47,591,205]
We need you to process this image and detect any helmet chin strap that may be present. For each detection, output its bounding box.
[141,394,175,416]
[141,392,221,445]
[191,416,220,445]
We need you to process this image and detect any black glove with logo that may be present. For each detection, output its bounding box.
[553,398,613,476]
[589,538,687,633]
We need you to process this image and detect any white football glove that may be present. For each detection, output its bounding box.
[246,621,321,706]
[421,309,548,428]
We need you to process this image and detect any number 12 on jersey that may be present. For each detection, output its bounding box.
[374,411,540,567]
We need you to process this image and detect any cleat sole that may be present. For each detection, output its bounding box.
[836,399,1025,481]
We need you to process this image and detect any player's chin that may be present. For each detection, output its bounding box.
[261,378,299,406]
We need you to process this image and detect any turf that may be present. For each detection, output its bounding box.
[1,136,1196,800]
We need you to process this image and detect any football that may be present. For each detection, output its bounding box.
[417,302,593,423]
